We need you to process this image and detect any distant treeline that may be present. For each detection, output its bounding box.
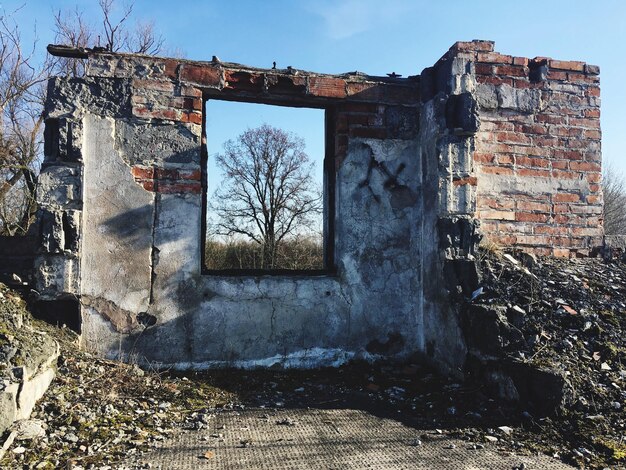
[205,237,324,270]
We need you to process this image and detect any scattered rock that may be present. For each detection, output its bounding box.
[11,419,46,440]
[469,248,626,467]
[558,304,577,315]
[503,254,519,265]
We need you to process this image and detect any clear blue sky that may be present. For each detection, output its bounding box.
[8,0,626,180]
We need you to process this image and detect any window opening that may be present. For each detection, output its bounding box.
[203,100,330,273]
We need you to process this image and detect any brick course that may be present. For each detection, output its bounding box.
[95,54,421,172]
[463,41,603,257]
[84,41,602,255]
[131,165,202,194]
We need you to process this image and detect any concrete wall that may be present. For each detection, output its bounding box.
[35,41,602,372]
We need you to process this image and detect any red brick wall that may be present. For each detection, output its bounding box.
[87,52,420,188]
[464,42,602,256]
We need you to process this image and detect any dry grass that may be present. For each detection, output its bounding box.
[205,237,324,270]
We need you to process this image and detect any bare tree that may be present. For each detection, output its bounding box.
[53,0,164,77]
[603,164,626,235]
[0,11,50,235]
[210,124,322,269]
[97,0,163,54]
[52,7,92,76]
[0,1,167,235]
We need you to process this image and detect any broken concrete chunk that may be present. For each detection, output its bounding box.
[502,253,519,265]
[11,419,46,440]
[0,285,59,436]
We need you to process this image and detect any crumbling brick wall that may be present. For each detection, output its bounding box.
[424,40,602,258]
[469,41,602,256]
[40,46,445,371]
[36,41,603,372]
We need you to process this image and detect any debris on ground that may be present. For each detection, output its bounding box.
[0,247,625,468]
[0,286,236,469]
[0,282,59,440]
[464,248,626,468]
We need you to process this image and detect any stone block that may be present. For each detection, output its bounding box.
[40,209,63,253]
[34,254,79,298]
[496,84,541,113]
[475,83,498,109]
[37,165,81,209]
[462,304,524,355]
[0,325,59,435]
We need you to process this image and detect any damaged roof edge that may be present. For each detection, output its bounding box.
[45,44,420,83]
[47,44,89,59]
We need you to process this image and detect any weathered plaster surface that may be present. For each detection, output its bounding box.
[81,115,153,321]
[36,40,602,373]
[82,129,427,367]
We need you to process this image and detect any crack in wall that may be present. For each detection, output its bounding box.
[269,301,277,342]
[338,284,353,338]
[148,190,160,306]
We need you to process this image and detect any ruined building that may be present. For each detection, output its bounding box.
[37,40,602,372]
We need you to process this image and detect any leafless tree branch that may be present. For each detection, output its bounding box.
[209,124,323,269]
[0,13,49,235]
[603,164,626,235]
[0,1,167,234]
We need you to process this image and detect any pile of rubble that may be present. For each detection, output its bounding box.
[463,247,626,467]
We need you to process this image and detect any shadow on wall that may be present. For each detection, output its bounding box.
[101,203,155,252]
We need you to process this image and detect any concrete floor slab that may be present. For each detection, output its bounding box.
[127,408,573,469]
